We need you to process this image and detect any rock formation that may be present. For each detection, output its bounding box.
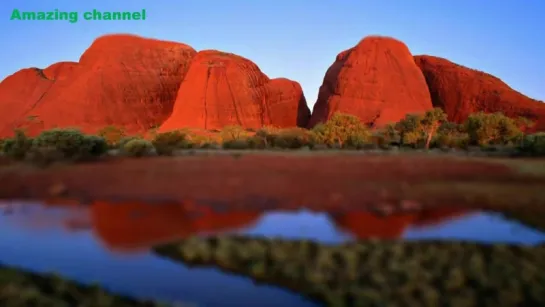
[308,36,433,128]
[415,55,545,131]
[3,33,543,136]
[0,67,63,136]
[84,201,261,251]
[0,34,196,137]
[159,50,310,132]
[332,207,469,240]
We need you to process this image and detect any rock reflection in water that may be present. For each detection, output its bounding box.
[88,200,262,251]
[3,200,545,306]
[4,200,544,250]
[0,200,318,307]
[53,200,471,250]
[2,200,484,248]
[330,207,468,240]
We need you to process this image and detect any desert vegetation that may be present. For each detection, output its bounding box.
[0,265,166,307]
[154,235,545,307]
[0,109,544,166]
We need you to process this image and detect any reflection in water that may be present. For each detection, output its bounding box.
[89,201,262,251]
[21,201,473,251]
[405,212,545,245]
[0,201,316,307]
[1,200,544,306]
[330,207,468,240]
[60,201,471,249]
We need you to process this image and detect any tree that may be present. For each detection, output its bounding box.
[421,108,448,149]
[434,121,468,148]
[311,112,370,147]
[522,132,545,155]
[220,125,248,142]
[463,112,522,146]
[395,113,423,148]
[394,108,448,149]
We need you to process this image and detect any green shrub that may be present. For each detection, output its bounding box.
[520,132,545,155]
[311,113,371,148]
[200,141,222,149]
[400,130,423,148]
[453,134,470,149]
[254,126,279,148]
[152,130,190,155]
[32,128,97,160]
[346,133,369,149]
[369,132,389,150]
[395,108,448,149]
[1,129,33,160]
[187,134,213,148]
[1,129,105,162]
[223,139,250,149]
[220,125,248,142]
[433,134,454,148]
[420,108,448,149]
[433,122,468,149]
[274,128,312,149]
[377,123,400,145]
[117,136,141,149]
[464,112,522,146]
[396,114,423,147]
[121,139,156,157]
[246,136,267,149]
[82,135,109,157]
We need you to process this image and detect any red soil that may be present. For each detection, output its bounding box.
[159,50,310,132]
[0,154,539,211]
[414,55,545,132]
[0,34,196,137]
[308,36,433,128]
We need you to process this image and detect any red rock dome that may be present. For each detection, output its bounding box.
[0,34,196,137]
[414,55,545,131]
[159,50,310,132]
[309,36,433,128]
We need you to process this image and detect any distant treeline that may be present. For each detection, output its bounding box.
[1,109,544,165]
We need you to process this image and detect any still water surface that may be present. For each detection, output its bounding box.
[0,201,544,306]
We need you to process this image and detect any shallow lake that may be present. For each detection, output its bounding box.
[1,201,544,306]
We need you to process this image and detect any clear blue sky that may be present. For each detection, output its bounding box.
[1,0,544,108]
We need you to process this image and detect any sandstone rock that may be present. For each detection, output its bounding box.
[159,50,310,132]
[332,207,469,240]
[42,61,78,80]
[0,68,57,135]
[414,55,545,132]
[309,36,433,128]
[87,201,261,251]
[0,34,196,137]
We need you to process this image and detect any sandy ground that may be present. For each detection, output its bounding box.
[0,152,544,213]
